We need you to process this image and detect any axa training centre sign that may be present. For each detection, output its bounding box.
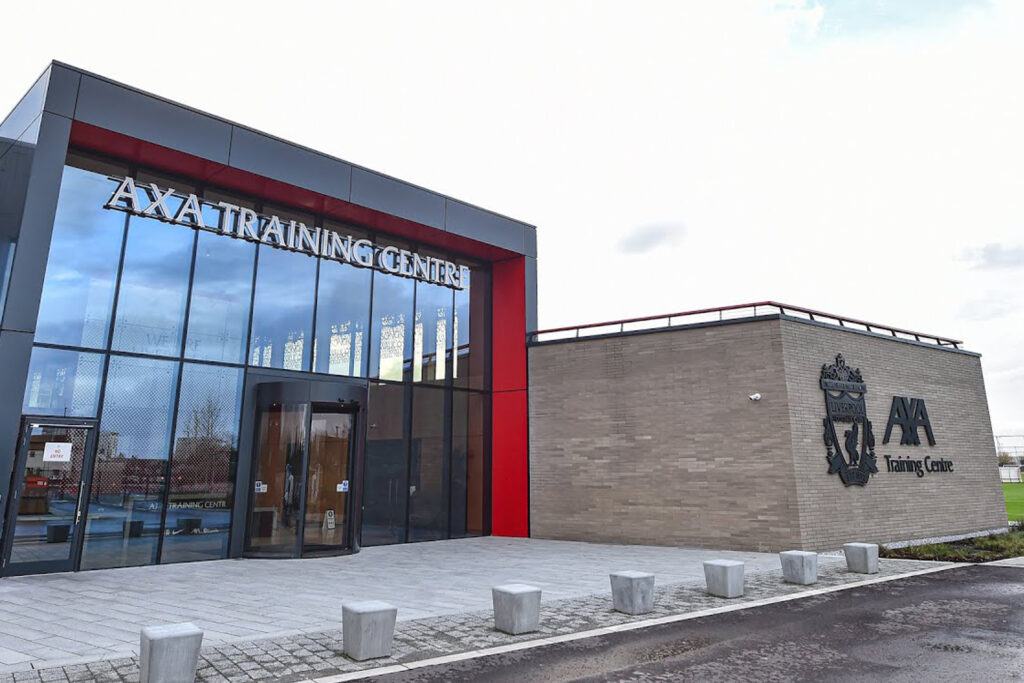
[105,176,470,290]
[820,354,953,487]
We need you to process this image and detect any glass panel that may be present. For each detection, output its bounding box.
[451,391,487,537]
[454,266,489,390]
[247,401,308,554]
[408,386,448,542]
[22,347,104,418]
[413,282,453,385]
[161,363,244,564]
[35,165,127,349]
[80,356,178,570]
[110,215,194,356]
[303,407,354,551]
[361,382,408,546]
[370,269,413,382]
[249,246,316,371]
[313,259,370,377]
[7,425,89,566]
[184,230,255,364]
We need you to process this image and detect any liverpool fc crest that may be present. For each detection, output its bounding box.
[820,354,878,486]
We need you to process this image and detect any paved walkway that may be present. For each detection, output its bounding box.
[0,537,797,672]
[0,550,947,682]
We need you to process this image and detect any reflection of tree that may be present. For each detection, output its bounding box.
[172,394,233,494]
[184,397,223,442]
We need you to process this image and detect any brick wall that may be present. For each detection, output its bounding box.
[528,316,1006,552]
[528,318,803,552]
[779,319,1006,550]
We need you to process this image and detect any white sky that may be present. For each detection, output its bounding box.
[2,0,1022,435]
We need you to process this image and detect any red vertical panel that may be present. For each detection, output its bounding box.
[492,391,529,536]
[491,257,529,536]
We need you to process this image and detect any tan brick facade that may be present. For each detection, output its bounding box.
[528,316,1006,552]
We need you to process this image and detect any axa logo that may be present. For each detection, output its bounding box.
[882,397,936,446]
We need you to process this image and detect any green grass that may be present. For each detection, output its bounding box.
[1004,482,1024,519]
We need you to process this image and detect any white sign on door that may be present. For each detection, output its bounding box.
[42,442,73,463]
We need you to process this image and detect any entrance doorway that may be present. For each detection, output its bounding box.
[1,419,97,576]
[243,381,360,557]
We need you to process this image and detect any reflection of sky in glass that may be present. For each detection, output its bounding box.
[371,272,413,381]
[22,346,103,417]
[111,215,193,356]
[249,245,316,371]
[314,259,370,377]
[35,166,126,348]
[99,356,178,461]
[186,231,255,363]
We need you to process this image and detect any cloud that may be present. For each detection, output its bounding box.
[779,0,992,42]
[963,243,1024,269]
[617,222,686,254]
[957,292,1016,321]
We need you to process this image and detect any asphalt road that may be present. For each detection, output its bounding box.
[381,565,1024,682]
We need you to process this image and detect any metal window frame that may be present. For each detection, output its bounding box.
[24,147,496,573]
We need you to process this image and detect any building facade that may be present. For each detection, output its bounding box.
[529,307,1007,552]
[0,63,534,576]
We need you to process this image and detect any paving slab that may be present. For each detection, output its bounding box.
[0,537,852,674]
[0,555,945,682]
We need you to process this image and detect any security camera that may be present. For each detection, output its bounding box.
[749,393,762,401]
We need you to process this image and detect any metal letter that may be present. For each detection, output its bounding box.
[217,202,240,234]
[105,176,140,213]
[141,183,176,220]
[378,246,401,273]
[238,208,259,241]
[296,223,321,255]
[399,250,415,277]
[413,253,430,280]
[173,193,206,229]
[260,215,285,246]
[354,239,374,267]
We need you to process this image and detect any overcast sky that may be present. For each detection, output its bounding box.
[2,1,1022,436]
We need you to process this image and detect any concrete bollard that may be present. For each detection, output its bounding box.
[492,584,542,634]
[703,560,744,598]
[610,571,655,615]
[140,622,203,683]
[779,551,818,585]
[342,601,398,661]
[843,543,879,574]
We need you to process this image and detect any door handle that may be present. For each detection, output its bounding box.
[75,488,85,525]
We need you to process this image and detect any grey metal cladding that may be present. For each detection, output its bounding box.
[228,127,352,201]
[350,168,445,229]
[74,76,232,163]
[1,113,72,333]
[525,256,538,333]
[42,64,80,119]
[524,226,537,258]
[445,199,527,255]
[0,330,34,533]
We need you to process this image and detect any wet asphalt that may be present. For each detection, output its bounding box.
[380,565,1024,682]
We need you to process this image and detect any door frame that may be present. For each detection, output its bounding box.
[1,416,99,577]
[232,368,367,559]
[300,402,358,556]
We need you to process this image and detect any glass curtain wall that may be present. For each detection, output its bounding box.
[24,150,491,570]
